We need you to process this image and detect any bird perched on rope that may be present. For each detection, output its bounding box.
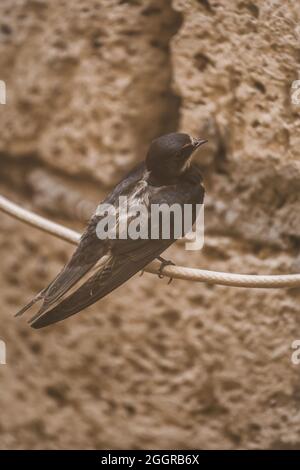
[16,132,206,328]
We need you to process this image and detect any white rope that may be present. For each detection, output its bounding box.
[0,194,299,289]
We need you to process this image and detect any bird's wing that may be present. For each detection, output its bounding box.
[16,163,146,317]
[30,239,171,329]
[15,215,105,317]
[29,175,204,329]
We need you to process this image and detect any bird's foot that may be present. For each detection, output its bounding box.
[157,256,175,284]
[139,269,145,277]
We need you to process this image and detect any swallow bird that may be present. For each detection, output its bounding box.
[16,132,206,328]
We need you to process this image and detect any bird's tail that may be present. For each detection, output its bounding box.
[15,291,44,317]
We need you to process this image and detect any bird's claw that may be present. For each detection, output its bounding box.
[157,258,175,284]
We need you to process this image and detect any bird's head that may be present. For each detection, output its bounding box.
[146,132,207,184]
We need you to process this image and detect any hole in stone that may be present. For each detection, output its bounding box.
[124,403,136,416]
[194,52,213,71]
[253,80,266,93]
[196,0,213,12]
[162,309,180,325]
[92,37,103,49]
[243,2,259,18]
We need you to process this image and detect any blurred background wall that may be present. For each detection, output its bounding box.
[0,0,300,449]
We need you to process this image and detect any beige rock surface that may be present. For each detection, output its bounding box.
[0,0,300,450]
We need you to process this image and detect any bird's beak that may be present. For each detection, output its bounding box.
[193,138,208,149]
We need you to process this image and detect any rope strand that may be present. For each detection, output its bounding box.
[0,194,299,288]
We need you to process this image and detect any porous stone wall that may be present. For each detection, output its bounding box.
[0,0,300,449]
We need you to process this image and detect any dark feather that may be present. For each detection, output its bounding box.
[30,242,170,328]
